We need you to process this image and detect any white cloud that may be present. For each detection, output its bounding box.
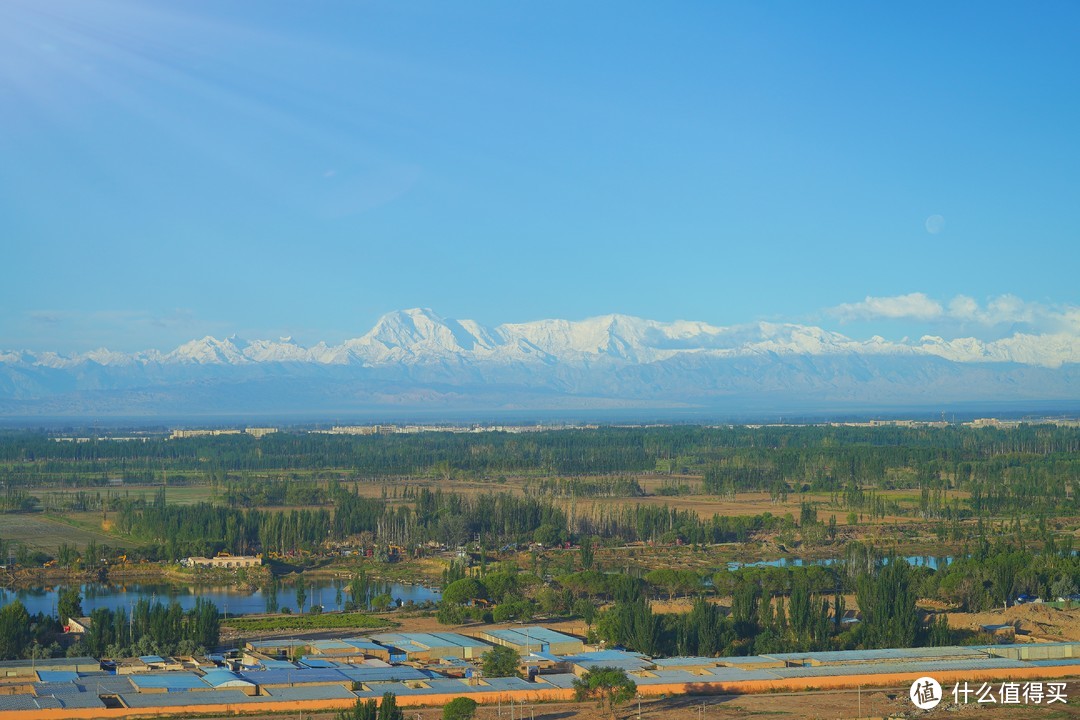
[832,292,1079,334]
[942,294,1039,326]
[832,293,944,322]
[1061,308,1080,333]
[980,294,1038,325]
[946,295,979,321]
[945,294,1067,330]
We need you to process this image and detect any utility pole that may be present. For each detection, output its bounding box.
[858,685,862,718]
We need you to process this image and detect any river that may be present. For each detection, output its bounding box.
[0,579,441,618]
[2,556,956,617]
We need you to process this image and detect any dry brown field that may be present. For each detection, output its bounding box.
[358,474,978,527]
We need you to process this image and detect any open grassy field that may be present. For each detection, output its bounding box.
[38,484,221,506]
[0,512,131,552]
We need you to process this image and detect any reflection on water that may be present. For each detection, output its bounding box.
[0,579,440,618]
[1,556,960,616]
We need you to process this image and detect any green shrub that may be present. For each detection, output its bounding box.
[443,697,478,720]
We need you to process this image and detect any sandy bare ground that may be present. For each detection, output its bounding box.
[221,613,595,644]
[948,604,1080,643]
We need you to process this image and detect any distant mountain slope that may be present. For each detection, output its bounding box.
[1,309,1077,415]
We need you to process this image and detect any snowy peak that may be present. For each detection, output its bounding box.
[82,348,137,367]
[916,332,1080,368]
[345,308,497,361]
[2,310,1079,370]
[165,336,249,364]
[742,322,856,355]
[494,316,857,362]
[241,337,313,363]
[366,308,451,345]
[499,314,706,362]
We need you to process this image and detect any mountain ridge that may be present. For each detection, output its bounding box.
[6,308,1080,369]
[2,310,1078,416]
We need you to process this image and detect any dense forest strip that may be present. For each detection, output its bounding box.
[2,425,1078,521]
[3,424,1080,480]
[2,425,1078,565]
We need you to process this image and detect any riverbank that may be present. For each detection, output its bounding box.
[291,555,447,586]
[3,561,272,590]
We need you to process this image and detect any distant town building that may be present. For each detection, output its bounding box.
[169,427,277,439]
[170,429,242,439]
[323,425,380,435]
[244,427,278,438]
[315,423,597,436]
[182,555,262,569]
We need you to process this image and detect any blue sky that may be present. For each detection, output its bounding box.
[1,1,1078,353]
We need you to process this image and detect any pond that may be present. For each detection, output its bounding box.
[0,578,441,618]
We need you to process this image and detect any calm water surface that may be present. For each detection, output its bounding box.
[1,556,958,616]
[0,579,440,617]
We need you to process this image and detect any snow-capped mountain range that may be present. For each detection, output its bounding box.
[2,309,1078,416]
